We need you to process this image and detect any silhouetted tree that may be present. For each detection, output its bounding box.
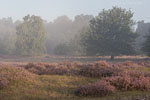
[15,15,46,56]
[81,7,137,60]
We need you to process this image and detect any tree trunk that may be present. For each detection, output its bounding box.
[111,55,115,60]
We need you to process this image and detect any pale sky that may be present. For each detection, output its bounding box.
[0,0,149,22]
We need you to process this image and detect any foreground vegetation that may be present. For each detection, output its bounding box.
[0,61,150,100]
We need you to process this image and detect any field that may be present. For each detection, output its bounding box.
[0,56,150,100]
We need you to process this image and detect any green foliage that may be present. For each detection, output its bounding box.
[15,15,46,56]
[54,35,85,56]
[81,7,137,57]
[142,29,150,56]
[54,43,72,55]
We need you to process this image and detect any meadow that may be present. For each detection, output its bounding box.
[0,57,150,100]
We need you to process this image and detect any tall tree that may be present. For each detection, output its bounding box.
[142,29,150,57]
[81,7,137,59]
[15,15,46,56]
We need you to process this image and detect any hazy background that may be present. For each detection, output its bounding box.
[0,0,149,22]
[0,0,149,56]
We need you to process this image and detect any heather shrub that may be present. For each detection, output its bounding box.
[104,73,150,91]
[100,67,122,77]
[0,77,8,89]
[143,72,150,77]
[79,63,101,77]
[119,71,143,78]
[75,80,116,96]
[120,61,139,67]
[24,63,46,75]
[116,61,140,69]
[0,65,36,89]
[95,61,110,67]
[24,62,82,75]
[79,63,121,77]
[105,75,133,91]
[138,61,150,68]
[44,62,80,75]
[120,71,150,78]
[45,65,69,75]
[131,76,150,91]
[23,61,150,79]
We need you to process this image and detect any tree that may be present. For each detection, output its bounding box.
[15,15,46,56]
[135,21,150,54]
[0,17,16,55]
[45,14,93,55]
[81,7,137,60]
[54,43,72,55]
[142,29,150,57]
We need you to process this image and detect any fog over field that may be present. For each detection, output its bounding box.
[0,0,149,57]
[0,1,150,100]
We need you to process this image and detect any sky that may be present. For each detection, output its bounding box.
[0,0,149,22]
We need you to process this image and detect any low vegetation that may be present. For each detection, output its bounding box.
[75,80,116,96]
[0,61,150,100]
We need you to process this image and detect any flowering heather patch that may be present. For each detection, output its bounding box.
[115,61,141,69]
[0,60,150,99]
[75,80,116,96]
[24,62,82,75]
[131,76,150,91]
[0,65,36,89]
[104,73,150,91]
[79,63,121,77]
[138,61,150,68]
[24,63,46,75]
[104,75,134,91]
[23,61,150,78]
[95,61,111,67]
[0,77,8,89]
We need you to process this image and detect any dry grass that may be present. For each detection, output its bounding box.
[0,60,150,100]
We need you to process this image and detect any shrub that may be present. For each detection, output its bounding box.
[0,65,36,89]
[0,77,8,89]
[138,61,150,68]
[79,63,121,77]
[75,80,116,96]
[45,65,69,75]
[131,76,150,91]
[24,62,82,75]
[104,73,150,91]
[23,61,150,79]
[104,75,132,91]
[95,61,110,67]
[24,63,46,75]
[116,61,140,69]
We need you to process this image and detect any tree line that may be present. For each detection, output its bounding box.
[0,7,150,59]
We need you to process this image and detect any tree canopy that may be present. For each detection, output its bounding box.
[15,15,46,56]
[81,7,137,59]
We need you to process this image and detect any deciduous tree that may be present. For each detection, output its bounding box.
[16,15,46,56]
[82,7,137,59]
